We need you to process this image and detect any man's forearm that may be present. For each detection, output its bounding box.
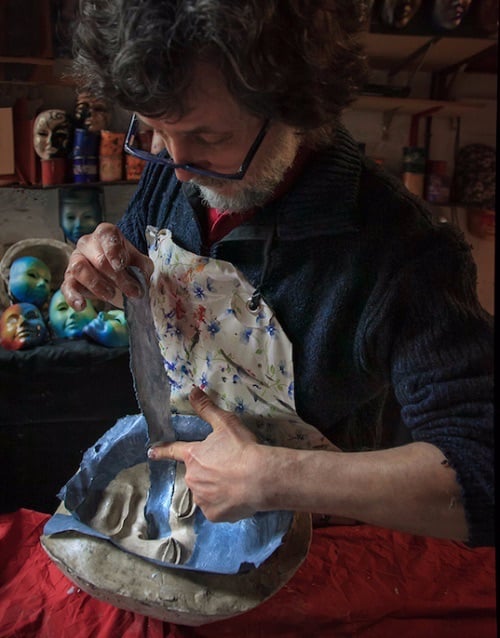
[255,441,469,541]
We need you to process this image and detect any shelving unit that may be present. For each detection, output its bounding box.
[349,30,497,148]
[359,32,497,73]
[351,95,486,117]
[0,23,497,188]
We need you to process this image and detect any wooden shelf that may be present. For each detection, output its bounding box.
[359,32,497,73]
[0,181,140,190]
[0,56,54,66]
[351,95,486,117]
[0,57,73,86]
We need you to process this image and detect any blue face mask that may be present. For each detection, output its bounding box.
[60,203,102,244]
[8,256,51,307]
[83,310,129,347]
[49,289,97,339]
[45,413,293,575]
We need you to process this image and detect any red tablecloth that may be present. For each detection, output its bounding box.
[0,509,496,638]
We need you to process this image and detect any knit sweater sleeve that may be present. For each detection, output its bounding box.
[360,223,494,546]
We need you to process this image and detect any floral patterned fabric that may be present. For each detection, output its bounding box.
[147,226,333,451]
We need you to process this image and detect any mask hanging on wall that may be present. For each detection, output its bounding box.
[59,186,104,245]
[431,0,472,30]
[0,302,48,350]
[380,0,422,28]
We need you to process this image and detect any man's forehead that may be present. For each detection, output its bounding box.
[139,62,246,130]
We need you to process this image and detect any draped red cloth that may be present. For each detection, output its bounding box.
[0,509,496,638]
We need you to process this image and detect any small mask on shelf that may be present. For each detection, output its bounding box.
[74,93,112,133]
[381,0,422,28]
[33,109,73,160]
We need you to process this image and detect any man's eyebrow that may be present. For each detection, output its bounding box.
[181,126,230,135]
[137,116,230,136]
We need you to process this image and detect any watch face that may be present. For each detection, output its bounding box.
[381,0,422,28]
[432,0,472,30]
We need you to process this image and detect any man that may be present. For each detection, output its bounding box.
[62,0,493,546]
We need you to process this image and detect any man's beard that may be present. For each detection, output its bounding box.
[192,127,300,212]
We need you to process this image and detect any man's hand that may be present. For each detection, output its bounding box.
[61,222,153,310]
[148,387,263,522]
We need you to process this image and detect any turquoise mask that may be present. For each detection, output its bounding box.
[49,289,97,339]
[8,256,51,307]
[83,310,129,347]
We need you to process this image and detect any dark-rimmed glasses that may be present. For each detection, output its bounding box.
[124,114,270,181]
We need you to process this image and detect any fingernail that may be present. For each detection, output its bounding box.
[147,447,158,460]
[190,386,204,399]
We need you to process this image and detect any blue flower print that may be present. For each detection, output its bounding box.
[167,376,183,392]
[255,310,266,325]
[193,283,205,299]
[240,327,253,344]
[232,374,240,384]
[206,320,221,338]
[165,359,177,372]
[200,372,208,388]
[266,322,278,338]
[206,277,216,293]
[234,397,246,414]
[287,381,294,399]
[165,322,181,338]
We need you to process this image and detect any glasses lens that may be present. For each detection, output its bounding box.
[125,115,269,181]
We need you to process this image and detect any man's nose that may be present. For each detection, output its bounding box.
[166,139,208,182]
[165,137,192,165]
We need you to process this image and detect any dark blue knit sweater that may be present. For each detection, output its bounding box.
[118,125,494,547]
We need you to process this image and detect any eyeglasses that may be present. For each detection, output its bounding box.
[124,113,270,181]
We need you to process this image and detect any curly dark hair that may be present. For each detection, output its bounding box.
[73,0,368,145]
